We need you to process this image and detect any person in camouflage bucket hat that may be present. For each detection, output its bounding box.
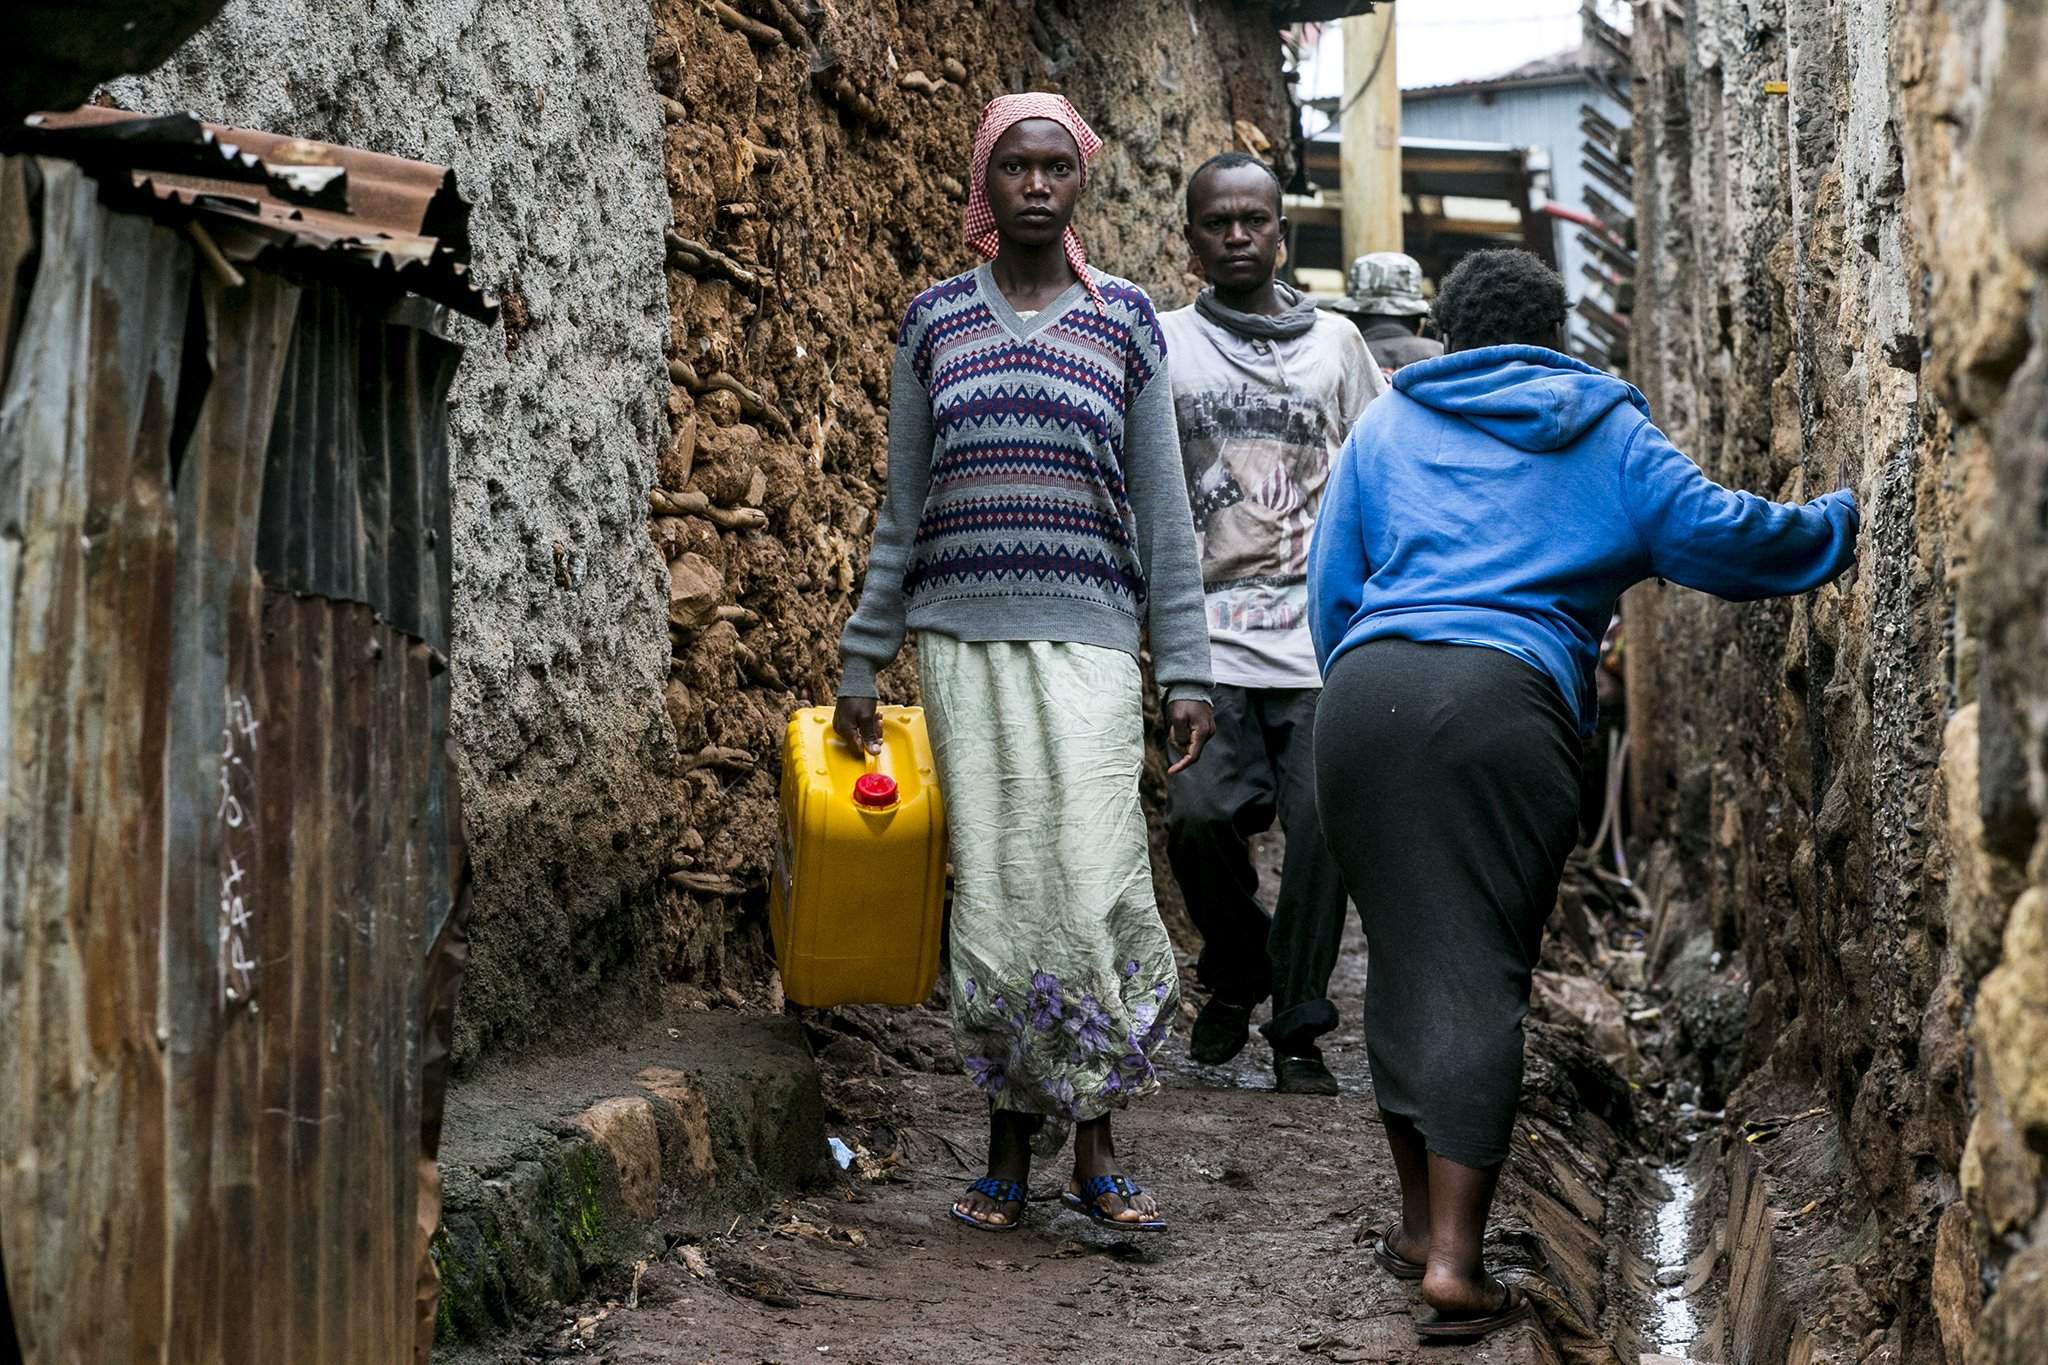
[1326,251,1444,375]
[1345,251,1430,314]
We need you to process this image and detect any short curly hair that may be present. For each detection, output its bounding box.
[1433,249,1568,351]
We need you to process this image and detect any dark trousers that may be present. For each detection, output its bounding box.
[1165,685,1348,1051]
[1314,641,1582,1167]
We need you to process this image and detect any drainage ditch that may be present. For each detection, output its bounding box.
[1528,841,1745,1365]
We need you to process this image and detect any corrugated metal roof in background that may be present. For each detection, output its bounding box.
[6,106,496,320]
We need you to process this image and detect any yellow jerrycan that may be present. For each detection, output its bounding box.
[771,705,947,1008]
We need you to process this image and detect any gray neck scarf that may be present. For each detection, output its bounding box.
[1195,281,1320,341]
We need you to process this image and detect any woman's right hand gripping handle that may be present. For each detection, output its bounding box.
[833,696,884,755]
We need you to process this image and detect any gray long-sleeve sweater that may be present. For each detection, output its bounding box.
[837,264,1213,702]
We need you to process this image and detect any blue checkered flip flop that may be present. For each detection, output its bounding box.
[1062,1174,1167,1232]
[950,1177,1027,1232]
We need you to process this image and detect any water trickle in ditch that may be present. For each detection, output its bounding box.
[1645,1160,1704,1355]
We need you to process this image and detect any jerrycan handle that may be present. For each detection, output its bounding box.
[852,735,900,811]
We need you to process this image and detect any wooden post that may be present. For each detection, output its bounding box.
[1340,6,1402,264]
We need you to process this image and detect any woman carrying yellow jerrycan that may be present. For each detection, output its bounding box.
[832,93,1215,1235]
[772,705,949,1011]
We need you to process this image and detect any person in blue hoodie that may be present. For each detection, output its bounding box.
[1306,249,1858,1340]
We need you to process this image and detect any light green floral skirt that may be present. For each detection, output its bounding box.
[917,633,1181,1147]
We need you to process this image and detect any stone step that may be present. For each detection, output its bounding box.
[428,1005,824,1348]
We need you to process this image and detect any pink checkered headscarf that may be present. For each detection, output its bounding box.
[965,93,1105,310]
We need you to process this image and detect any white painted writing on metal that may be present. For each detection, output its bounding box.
[220,691,260,1003]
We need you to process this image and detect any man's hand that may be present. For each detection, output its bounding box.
[1166,698,1215,775]
[833,695,884,754]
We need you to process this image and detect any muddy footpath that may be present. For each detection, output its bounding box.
[454,841,1710,1365]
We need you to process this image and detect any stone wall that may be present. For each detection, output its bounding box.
[116,0,1292,1066]
[1624,2,2046,1361]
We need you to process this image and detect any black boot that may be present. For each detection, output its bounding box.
[1189,999,1254,1065]
[1274,1048,1339,1096]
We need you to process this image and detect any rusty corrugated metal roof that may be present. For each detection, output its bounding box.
[6,106,496,320]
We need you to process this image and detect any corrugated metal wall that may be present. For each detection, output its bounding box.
[0,156,465,1364]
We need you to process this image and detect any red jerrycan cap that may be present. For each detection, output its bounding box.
[853,772,899,809]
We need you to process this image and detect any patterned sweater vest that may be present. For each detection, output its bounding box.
[838,264,1212,699]
[903,269,1161,619]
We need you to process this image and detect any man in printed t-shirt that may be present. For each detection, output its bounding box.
[1159,152,1386,1094]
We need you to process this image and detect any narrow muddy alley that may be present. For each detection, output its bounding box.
[467,926,1549,1365]
[7,4,2047,1365]
[456,840,1687,1365]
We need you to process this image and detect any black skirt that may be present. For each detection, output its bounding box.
[1313,639,1582,1167]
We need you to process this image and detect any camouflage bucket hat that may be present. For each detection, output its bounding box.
[1334,251,1429,316]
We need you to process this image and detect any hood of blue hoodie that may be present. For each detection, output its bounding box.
[1392,344,1650,452]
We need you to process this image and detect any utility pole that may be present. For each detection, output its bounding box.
[1340,4,1401,265]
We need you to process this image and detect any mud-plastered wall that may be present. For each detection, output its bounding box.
[115,1,1291,1065]
[1625,2,2047,1361]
